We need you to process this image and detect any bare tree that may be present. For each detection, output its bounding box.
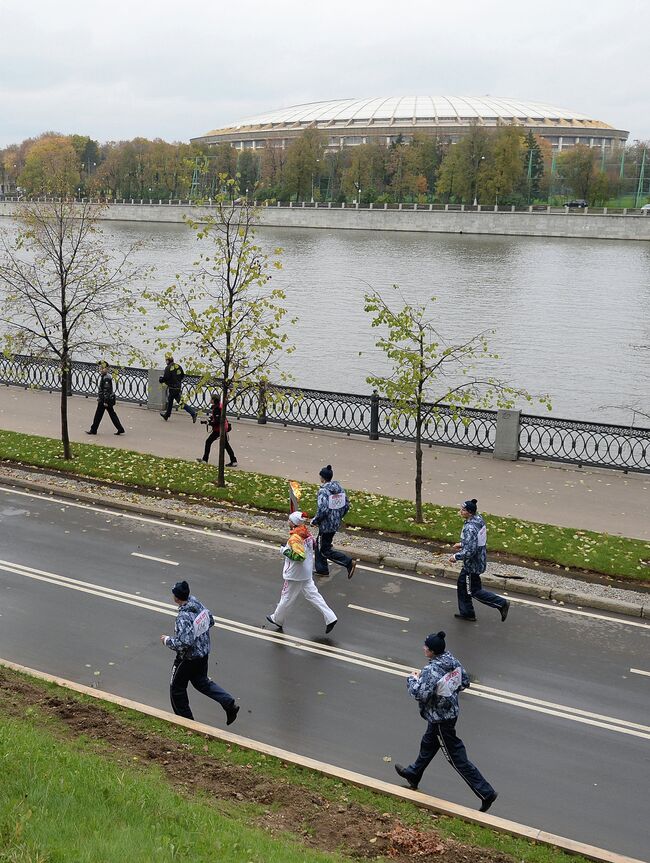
[0,199,144,459]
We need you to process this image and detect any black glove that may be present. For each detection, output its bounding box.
[158,376,164,384]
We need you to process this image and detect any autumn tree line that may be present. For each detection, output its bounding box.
[1,127,648,206]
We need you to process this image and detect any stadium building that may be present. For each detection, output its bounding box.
[191,96,628,154]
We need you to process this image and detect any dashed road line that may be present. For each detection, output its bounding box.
[131,552,179,566]
[2,485,649,630]
[1,557,649,741]
[347,603,410,621]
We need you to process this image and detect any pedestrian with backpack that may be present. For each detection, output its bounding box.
[159,355,198,423]
[197,392,237,467]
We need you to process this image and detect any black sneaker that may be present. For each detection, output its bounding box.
[196,458,207,463]
[479,791,498,812]
[114,430,125,435]
[500,601,510,622]
[454,614,477,622]
[191,411,198,424]
[325,619,337,634]
[347,560,357,579]
[265,615,283,632]
[159,412,168,421]
[225,704,240,726]
[85,430,97,435]
[226,461,238,467]
[394,764,418,790]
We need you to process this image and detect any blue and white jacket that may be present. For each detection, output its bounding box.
[407,651,469,723]
[453,514,487,575]
[165,594,214,660]
[311,480,350,534]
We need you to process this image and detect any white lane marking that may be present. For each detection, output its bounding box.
[2,485,649,630]
[131,552,179,566]
[630,668,650,677]
[2,558,649,740]
[348,604,410,622]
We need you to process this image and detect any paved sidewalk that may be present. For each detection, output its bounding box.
[0,387,648,540]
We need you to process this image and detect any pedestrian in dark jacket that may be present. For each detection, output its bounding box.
[394,631,498,812]
[311,464,356,579]
[197,393,237,466]
[160,579,239,725]
[449,498,510,622]
[86,361,125,436]
[159,355,198,423]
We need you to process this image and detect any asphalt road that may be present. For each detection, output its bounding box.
[1,485,649,860]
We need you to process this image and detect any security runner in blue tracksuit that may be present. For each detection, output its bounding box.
[160,580,239,725]
[394,631,498,812]
[449,498,510,622]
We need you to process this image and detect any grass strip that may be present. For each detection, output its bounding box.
[0,714,348,863]
[0,666,592,863]
[1,427,648,582]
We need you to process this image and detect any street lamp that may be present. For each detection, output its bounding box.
[473,155,486,206]
[310,158,320,203]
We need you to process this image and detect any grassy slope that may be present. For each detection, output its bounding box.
[0,668,593,863]
[0,428,648,582]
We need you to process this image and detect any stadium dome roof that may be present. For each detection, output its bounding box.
[215,96,611,131]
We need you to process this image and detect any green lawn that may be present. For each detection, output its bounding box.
[1,428,648,582]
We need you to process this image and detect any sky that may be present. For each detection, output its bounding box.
[1,0,648,149]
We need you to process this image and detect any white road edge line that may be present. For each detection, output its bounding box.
[347,604,410,622]
[2,485,649,631]
[630,668,650,677]
[131,552,179,566]
[2,558,649,740]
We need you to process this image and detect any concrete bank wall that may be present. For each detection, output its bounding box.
[2,201,650,241]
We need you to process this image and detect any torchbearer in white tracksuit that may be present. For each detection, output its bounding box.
[266,511,338,634]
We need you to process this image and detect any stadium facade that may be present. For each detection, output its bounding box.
[191,96,628,154]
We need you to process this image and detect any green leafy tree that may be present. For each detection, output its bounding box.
[284,129,324,201]
[236,151,260,197]
[0,199,144,459]
[435,144,463,202]
[143,176,293,486]
[557,145,596,200]
[365,286,549,522]
[479,125,526,205]
[19,135,81,196]
[523,131,545,201]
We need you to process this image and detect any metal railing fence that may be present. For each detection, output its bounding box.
[0,354,648,473]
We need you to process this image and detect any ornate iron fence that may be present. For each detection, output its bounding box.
[519,414,650,473]
[1,354,648,472]
[0,354,148,404]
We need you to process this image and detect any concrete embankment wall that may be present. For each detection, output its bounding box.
[2,201,650,241]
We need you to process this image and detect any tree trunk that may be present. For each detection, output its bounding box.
[61,353,72,460]
[415,402,423,523]
[216,381,227,488]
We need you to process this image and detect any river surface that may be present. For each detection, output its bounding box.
[2,218,649,424]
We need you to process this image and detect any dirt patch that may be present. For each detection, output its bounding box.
[0,670,514,863]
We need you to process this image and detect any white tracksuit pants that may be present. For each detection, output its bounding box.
[272,578,337,626]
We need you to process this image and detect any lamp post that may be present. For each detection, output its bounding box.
[473,155,485,206]
[310,158,320,203]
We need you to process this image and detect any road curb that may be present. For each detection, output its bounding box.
[0,658,643,863]
[0,471,647,621]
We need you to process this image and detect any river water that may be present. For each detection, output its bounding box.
[3,218,650,424]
